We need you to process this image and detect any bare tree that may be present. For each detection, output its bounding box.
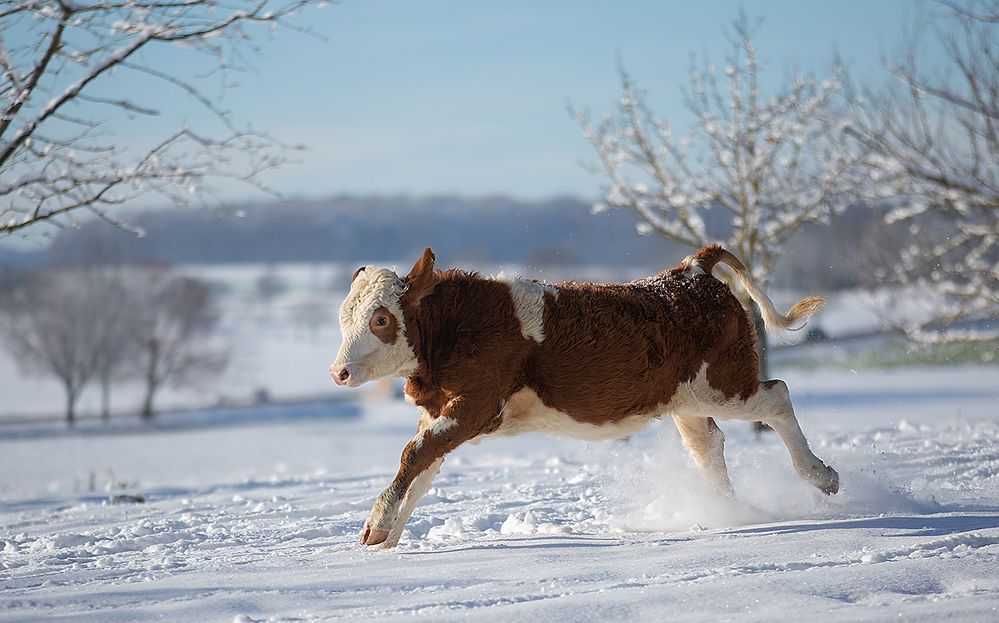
[256,264,288,305]
[291,293,330,339]
[92,274,135,420]
[127,268,227,418]
[0,268,123,422]
[572,13,868,381]
[0,0,322,237]
[845,0,999,342]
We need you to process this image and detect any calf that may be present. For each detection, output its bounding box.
[331,245,839,548]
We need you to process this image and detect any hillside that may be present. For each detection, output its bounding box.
[3,195,883,290]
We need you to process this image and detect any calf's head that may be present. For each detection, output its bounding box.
[330,248,436,387]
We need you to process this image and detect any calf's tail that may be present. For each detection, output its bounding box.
[687,244,826,332]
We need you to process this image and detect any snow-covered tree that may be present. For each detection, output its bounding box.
[572,13,868,379]
[845,0,999,342]
[0,0,322,237]
[0,265,227,421]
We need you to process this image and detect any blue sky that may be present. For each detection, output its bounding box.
[80,1,931,202]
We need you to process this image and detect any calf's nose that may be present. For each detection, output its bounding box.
[331,365,351,386]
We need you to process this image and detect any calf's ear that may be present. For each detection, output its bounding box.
[404,248,436,306]
[351,266,366,283]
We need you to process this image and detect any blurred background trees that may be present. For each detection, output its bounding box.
[575,1,997,355]
[128,269,228,418]
[0,268,118,423]
[0,265,227,422]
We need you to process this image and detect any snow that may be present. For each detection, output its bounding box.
[2,365,998,621]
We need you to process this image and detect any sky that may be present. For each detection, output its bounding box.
[24,0,938,205]
[245,0,925,202]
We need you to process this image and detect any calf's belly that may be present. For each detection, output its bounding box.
[490,387,660,441]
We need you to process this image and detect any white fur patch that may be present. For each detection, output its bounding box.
[494,274,557,343]
[429,415,459,436]
[340,267,406,328]
[410,414,459,451]
[410,407,431,451]
[670,362,773,422]
[681,255,707,277]
[486,387,659,441]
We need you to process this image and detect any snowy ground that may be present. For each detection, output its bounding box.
[2,365,999,621]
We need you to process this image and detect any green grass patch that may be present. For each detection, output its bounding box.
[774,338,998,371]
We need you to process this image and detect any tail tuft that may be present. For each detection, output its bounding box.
[784,296,827,331]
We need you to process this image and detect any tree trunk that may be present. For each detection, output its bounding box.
[64,381,77,426]
[140,344,158,419]
[752,303,771,434]
[100,372,111,422]
[140,378,157,419]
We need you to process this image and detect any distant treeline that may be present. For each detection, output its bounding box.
[1,195,885,291]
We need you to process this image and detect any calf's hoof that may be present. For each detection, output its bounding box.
[818,467,840,495]
[360,526,390,546]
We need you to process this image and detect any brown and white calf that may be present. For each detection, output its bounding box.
[331,245,839,548]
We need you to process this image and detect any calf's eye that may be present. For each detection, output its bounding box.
[375,316,388,327]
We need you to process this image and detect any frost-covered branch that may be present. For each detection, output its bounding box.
[0,0,324,237]
[846,0,999,342]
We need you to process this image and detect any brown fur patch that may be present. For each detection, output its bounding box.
[369,306,398,344]
[402,271,531,403]
[534,270,760,417]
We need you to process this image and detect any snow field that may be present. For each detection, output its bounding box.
[2,365,998,621]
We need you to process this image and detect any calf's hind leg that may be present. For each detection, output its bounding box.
[697,378,839,495]
[752,380,839,494]
[672,414,735,497]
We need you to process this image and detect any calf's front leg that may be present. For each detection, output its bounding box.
[369,457,444,549]
[361,395,499,547]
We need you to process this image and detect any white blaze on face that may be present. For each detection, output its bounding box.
[331,267,418,387]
